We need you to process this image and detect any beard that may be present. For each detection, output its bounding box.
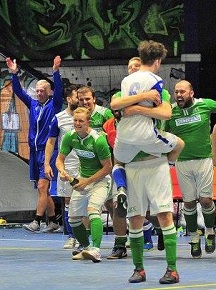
[70,103,78,110]
[177,98,193,108]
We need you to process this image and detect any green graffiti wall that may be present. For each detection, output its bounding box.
[0,0,184,61]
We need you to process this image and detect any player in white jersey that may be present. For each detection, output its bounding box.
[113,40,184,164]
[111,40,184,217]
[45,85,79,248]
[165,80,216,259]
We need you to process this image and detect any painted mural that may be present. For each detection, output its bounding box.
[0,0,184,159]
[0,0,184,61]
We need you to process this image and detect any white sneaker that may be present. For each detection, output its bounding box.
[23,220,40,233]
[82,247,102,263]
[63,237,77,249]
[42,222,60,233]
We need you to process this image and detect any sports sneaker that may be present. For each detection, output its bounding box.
[63,237,77,249]
[157,233,165,251]
[143,242,154,251]
[107,247,127,259]
[23,220,40,233]
[159,268,179,284]
[82,247,102,263]
[42,222,60,233]
[53,226,63,233]
[72,244,83,256]
[128,269,146,283]
[72,251,86,260]
[116,188,128,218]
[205,234,215,254]
[189,239,202,258]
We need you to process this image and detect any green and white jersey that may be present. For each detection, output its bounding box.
[60,128,111,178]
[90,104,113,132]
[165,98,216,161]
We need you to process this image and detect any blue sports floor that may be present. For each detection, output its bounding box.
[1,226,216,290]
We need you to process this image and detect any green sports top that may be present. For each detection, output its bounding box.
[165,98,216,161]
[90,104,114,132]
[60,129,111,177]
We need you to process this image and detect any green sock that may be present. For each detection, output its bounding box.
[202,203,215,228]
[162,224,177,271]
[183,206,197,232]
[90,217,103,248]
[114,236,127,248]
[130,233,144,270]
[72,223,89,248]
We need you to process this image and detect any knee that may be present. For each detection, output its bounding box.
[184,200,197,210]
[68,217,82,227]
[199,197,214,208]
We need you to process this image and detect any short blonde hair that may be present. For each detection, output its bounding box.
[36,80,51,90]
[128,56,141,64]
[73,107,91,121]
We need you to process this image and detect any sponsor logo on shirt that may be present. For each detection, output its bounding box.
[175,114,201,126]
[75,149,95,158]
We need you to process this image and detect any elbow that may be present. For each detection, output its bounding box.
[110,100,121,110]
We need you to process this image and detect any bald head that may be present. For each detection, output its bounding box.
[174,80,194,108]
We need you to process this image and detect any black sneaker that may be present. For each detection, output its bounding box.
[205,234,215,254]
[159,268,179,284]
[157,233,165,251]
[128,269,146,283]
[189,240,202,258]
[107,247,127,259]
[116,188,127,218]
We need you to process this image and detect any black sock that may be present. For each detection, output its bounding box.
[48,215,57,224]
[35,215,42,225]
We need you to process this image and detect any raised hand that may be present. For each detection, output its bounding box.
[6,57,18,74]
[53,55,61,71]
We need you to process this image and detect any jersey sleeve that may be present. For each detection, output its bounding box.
[95,135,111,160]
[59,131,74,156]
[104,108,114,120]
[48,116,60,138]
[204,98,216,112]
[52,70,63,111]
[12,74,32,109]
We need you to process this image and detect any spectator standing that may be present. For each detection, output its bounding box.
[6,56,63,232]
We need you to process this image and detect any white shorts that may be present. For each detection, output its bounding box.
[57,167,79,198]
[176,158,214,202]
[114,130,178,163]
[68,175,111,218]
[105,180,117,202]
[125,156,173,217]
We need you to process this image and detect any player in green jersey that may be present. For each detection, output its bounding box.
[77,85,114,132]
[165,80,216,259]
[56,107,112,262]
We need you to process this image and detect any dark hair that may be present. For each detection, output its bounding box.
[64,84,77,100]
